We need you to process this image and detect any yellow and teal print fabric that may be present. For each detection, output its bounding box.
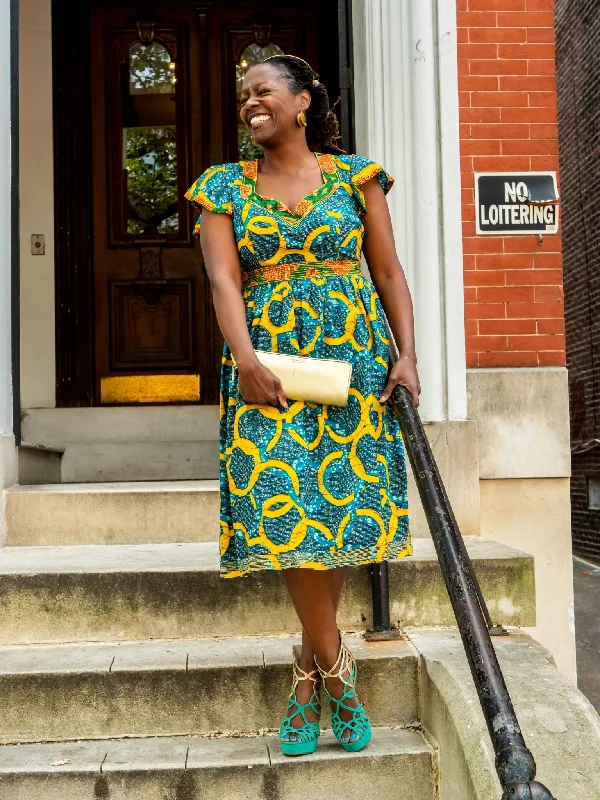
[186,153,410,578]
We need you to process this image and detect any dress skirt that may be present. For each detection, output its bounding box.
[219,271,411,578]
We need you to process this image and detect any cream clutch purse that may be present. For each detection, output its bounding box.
[253,351,352,407]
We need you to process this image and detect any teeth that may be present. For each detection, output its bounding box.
[250,115,270,127]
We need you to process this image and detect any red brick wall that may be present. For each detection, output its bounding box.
[457,0,566,368]
[556,0,600,562]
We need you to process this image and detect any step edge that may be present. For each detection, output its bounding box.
[0,634,417,677]
[0,727,434,774]
[0,538,534,576]
[5,479,220,495]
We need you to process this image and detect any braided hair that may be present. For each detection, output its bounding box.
[262,54,344,154]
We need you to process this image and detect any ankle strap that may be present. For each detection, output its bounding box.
[315,640,356,688]
[291,646,320,694]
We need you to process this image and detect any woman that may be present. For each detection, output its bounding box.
[185,54,420,757]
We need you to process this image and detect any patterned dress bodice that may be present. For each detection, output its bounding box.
[185,153,393,287]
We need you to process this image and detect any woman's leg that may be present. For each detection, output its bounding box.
[282,568,361,742]
[298,567,346,667]
[282,568,346,740]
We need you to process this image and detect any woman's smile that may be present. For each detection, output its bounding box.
[248,113,272,129]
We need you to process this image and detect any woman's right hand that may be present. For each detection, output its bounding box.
[237,360,288,408]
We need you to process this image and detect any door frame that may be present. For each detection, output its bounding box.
[10,0,20,441]
[53,0,95,407]
[52,0,354,407]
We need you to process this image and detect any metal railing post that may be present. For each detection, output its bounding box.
[365,561,401,641]
[390,383,555,799]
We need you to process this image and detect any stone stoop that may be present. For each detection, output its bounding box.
[20,407,221,483]
[4,481,220,546]
[16,411,481,547]
[0,471,544,799]
[0,636,417,743]
[0,728,437,800]
[0,634,436,799]
[413,630,600,798]
[0,538,535,644]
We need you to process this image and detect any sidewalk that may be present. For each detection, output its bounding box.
[573,555,600,713]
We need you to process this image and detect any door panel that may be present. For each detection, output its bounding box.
[91,6,208,403]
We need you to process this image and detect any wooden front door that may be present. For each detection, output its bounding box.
[91,6,212,403]
[55,1,338,406]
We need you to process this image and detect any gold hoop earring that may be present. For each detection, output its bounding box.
[297,110,307,128]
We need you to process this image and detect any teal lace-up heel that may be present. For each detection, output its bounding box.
[316,637,372,753]
[279,645,322,756]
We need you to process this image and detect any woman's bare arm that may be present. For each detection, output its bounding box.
[200,210,287,407]
[361,178,421,406]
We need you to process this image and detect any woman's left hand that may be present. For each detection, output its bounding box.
[379,355,421,407]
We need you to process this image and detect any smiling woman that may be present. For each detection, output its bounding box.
[185,53,420,759]
[236,43,285,160]
[241,55,343,155]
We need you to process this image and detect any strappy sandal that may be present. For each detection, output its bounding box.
[315,636,372,752]
[279,644,322,756]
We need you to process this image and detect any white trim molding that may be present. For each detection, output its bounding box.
[0,0,16,492]
[353,0,466,421]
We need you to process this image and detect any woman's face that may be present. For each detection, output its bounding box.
[239,63,310,147]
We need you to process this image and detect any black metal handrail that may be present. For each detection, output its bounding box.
[371,362,555,797]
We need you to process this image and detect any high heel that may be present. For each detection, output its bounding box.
[315,636,372,753]
[279,645,322,756]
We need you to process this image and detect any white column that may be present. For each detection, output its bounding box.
[0,0,16,492]
[436,0,468,421]
[353,0,466,421]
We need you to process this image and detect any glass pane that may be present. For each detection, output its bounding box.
[236,42,284,161]
[124,41,179,235]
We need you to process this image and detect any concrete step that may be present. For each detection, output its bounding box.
[16,446,62,486]
[4,481,220,546]
[0,635,417,743]
[59,442,219,483]
[21,406,220,483]
[17,411,481,540]
[0,538,535,644]
[0,728,437,800]
[22,406,221,446]
[410,629,600,798]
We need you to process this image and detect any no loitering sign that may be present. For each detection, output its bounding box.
[475,172,559,235]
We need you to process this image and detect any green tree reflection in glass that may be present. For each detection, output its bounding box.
[236,42,284,161]
[125,41,179,235]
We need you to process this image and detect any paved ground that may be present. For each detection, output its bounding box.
[573,555,600,713]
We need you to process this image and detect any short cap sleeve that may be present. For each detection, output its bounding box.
[349,154,394,215]
[185,164,234,236]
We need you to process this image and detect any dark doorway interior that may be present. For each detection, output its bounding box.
[53,0,352,407]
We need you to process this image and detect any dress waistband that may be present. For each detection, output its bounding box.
[242,260,361,288]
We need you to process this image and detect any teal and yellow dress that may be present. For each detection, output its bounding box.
[186,152,410,578]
